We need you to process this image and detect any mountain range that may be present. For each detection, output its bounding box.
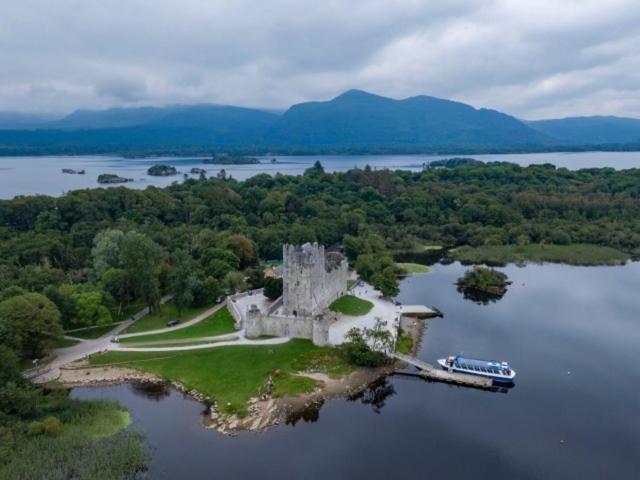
[1,90,639,153]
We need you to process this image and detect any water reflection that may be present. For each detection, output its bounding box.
[130,382,172,401]
[456,285,505,305]
[285,399,325,426]
[347,378,396,414]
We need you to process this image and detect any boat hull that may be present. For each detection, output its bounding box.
[437,358,516,384]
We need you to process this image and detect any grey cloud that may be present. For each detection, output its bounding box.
[95,78,148,102]
[0,0,639,118]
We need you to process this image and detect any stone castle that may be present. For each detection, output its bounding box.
[243,243,348,346]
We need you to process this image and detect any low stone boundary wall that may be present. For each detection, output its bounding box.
[227,289,264,328]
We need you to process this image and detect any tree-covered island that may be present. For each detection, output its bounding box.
[147,164,177,176]
[203,155,260,165]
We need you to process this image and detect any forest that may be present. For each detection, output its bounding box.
[2,159,640,355]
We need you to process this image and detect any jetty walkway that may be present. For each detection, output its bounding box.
[393,352,493,388]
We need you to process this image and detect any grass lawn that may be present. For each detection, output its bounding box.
[120,307,236,343]
[329,295,374,316]
[123,302,214,334]
[452,243,630,266]
[123,338,239,348]
[396,262,433,275]
[66,323,122,340]
[395,329,414,355]
[89,339,353,416]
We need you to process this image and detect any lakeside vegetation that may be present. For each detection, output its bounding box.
[119,306,236,343]
[451,243,630,266]
[394,328,413,355]
[89,340,353,416]
[0,346,147,478]
[329,295,374,316]
[396,262,433,275]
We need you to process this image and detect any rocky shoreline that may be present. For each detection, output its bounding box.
[58,361,400,435]
[58,318,427,435]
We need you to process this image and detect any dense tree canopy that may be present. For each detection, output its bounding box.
[1,161,640,356]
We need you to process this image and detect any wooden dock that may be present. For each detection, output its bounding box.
[393,352,494,388]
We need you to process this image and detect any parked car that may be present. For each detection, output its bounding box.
[167,319,179,327]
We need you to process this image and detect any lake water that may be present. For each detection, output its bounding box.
[3,151,640,199]
[73,261,640,480]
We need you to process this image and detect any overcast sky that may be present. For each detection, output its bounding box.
[2,0,640,119]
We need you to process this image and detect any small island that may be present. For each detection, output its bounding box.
[97,174,132,184]
[190,167,206,174]
[62,168,85,175]
[147,164,177,176]
[203,156,260,165]
[456,266,510,302]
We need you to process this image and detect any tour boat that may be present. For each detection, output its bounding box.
[437,355,516,383]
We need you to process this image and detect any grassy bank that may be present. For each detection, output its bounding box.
[396,262,433,275]
[89,340,353,416]
[451,243,630,266]
[330,295,374,316]
[1,399,147,479]
[120,306,235,343]
[123,302,214,334]
[395,329,414,355]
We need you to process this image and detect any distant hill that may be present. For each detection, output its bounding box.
[47,104,279,133]
[266,90,551,147]
[0,112,58,129]
[4,91,640,154]
[0,104,280,150]
[526,116,640,144]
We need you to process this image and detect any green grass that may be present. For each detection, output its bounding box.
[88,340,353,416]
[396,262,433,275]
[66,324,121,339]
[0,400,146,479]
[329,295,374,316]
[395,329,414,355]
[122,337,239,349]
[123,302,213,334]
[68,401,132,439]
[452,243,630,266]
[120,306,236,343]
[52,337,80,349]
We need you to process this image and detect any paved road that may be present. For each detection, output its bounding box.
[29,296,172,383]
[110,332,290,352]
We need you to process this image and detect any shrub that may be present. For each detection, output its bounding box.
[263,277,283,300]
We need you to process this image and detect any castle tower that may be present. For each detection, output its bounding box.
[282,243,327,317]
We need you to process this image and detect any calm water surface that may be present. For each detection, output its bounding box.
[73,262,640,479]
[4,151,640,198]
